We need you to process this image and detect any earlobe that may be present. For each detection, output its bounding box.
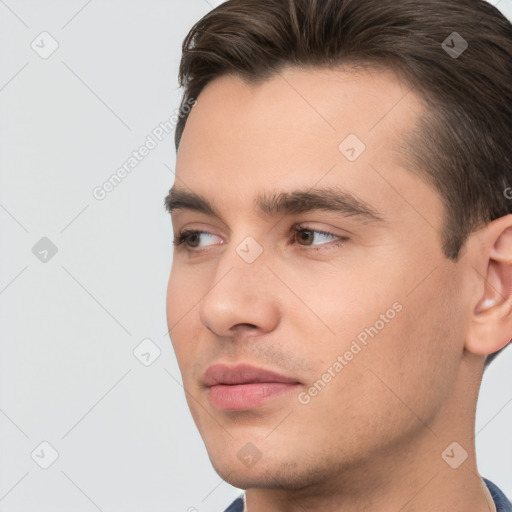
[467,286,512,356]
[465,216,512,356]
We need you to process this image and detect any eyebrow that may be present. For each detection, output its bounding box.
[164,186,385,224]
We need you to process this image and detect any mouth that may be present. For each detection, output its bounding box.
[203,363,302,411]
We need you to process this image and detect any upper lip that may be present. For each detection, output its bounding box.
[203,363,300,387]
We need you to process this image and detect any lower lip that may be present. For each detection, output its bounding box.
[207,382,300,411]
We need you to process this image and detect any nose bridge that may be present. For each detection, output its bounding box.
[198,234,279,335]
[213,231,270,291]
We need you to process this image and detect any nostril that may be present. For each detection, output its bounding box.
[230,323,259,334]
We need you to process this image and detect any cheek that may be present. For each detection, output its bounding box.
[287,280,459,458]
[354,267,465,421]
[166,264,203,368]
[278,258,399,350]
[293,261,462,415]
[166,261,206,325]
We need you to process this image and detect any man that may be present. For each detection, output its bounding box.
[165,0,512,510]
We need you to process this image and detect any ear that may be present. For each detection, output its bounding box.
[465,214,512,356]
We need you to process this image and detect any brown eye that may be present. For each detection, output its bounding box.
[173,230,222,250]
[184,232,201,247]
[293,227,342,247]
[296,230,315,246]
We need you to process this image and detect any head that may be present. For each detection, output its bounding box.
[166,0,512,494]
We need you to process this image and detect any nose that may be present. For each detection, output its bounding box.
[198,242,281,339]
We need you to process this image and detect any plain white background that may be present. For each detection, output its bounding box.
[0,1,511,511]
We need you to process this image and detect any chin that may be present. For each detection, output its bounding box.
[209,450,320,491]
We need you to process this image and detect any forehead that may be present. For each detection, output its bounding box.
[181,65,418,144]
[174,66,437,225]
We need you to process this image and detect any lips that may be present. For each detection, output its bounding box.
[203,363,299,386]
[203,363,301,411]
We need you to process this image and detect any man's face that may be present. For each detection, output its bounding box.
[166,67,471,489]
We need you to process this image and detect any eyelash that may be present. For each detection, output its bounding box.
[172,225,348,252]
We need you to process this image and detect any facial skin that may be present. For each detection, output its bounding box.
[166,66,512,511]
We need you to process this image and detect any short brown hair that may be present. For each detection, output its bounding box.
[174,0,512,365]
